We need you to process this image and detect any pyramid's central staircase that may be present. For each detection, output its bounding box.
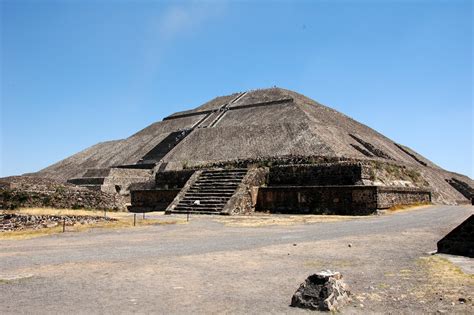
[167,169,248,214]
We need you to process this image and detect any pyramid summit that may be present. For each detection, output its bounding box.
[20,87,474,213]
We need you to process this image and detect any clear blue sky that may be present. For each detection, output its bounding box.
[1,0,472,178]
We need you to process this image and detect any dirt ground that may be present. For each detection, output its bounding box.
[0,205,473,314]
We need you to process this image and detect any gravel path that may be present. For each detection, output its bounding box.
[1,205,472,314]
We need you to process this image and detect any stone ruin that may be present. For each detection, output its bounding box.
[291,271,350,311]
[5,87,472,214]
[0,213,116,232]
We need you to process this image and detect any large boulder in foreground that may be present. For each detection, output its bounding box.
[291,271,350,311]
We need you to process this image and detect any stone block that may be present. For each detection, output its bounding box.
[291,271,350,311]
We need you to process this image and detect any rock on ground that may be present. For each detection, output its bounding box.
[291,271,350,311]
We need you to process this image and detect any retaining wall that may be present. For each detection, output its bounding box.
[268,163,367,186]
[129,189,181,213]
[256,186,430,215]
[376,187,431,209]
[155,170,195,189]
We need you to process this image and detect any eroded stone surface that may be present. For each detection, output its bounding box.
[291,271,350,311]
[0,213,116,232]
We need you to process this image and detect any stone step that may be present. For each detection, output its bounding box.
[199,173,246,177]
[191,182,240,188]
[181,196,230,201]
[198,176,242,181]
[188,186,236,190]
[201,171,247,176]
[173,205,222,212]
[170,209,223,215]
[182,194,231,199]
[195,179,243,184]
[186,191,235,195]
[198,177,245,182]
[181,198,229,205]
[179,203,228,208]
[185,192,234,197]
[171,168,247,215]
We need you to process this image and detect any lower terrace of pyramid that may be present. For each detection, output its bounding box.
[128,161,434,216]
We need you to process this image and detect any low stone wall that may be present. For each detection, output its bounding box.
[256,186,377,215]
[0,176,124,210]
[376,187,431,209]
[256,186,431,215]
[128,189,181,213]
[268,163,367,186]
[102,168,153,195]
[155,170,195,189]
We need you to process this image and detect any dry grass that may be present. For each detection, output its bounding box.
[415,255,474,301]
[1,208,186,240]
[388,202,432,212]
[213,214,364,227]
[2,207,129,219]
[0,274,34,284]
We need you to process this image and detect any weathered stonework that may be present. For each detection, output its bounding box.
[222,167,269,215]
[129,189,181,213]
[128,170,197,213]
[256,185,430,215]
[376,187,431,209]
[291,271,350,311]
[12,87,471,212]
[268,163,367,186]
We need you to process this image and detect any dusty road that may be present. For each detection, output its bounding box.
[1,206,473,314]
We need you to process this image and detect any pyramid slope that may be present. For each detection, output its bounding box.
[33,87,472,205]
[37,114,204,180]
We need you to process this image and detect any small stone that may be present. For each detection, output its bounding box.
[293,244,297,246]
[437,310,447,314]
[348,243,352,247]
[359,304,364,308]
[458,297,466,303]
[451,302,455,306]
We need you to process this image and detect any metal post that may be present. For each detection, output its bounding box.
[63,218,66,233]
[143,212,145,220]
[104,208,107,219]
[187,212,189,222]
[133,214,136,226]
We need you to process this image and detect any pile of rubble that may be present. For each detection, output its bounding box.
[0,213,116,232]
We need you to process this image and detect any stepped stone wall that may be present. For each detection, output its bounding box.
[268,163,367,186]
[129,189,181,213]
[102,168,153,195]
[256,186,431,215]
[376,187,431,208]
[128,169,196,213]
[155,170,195,189]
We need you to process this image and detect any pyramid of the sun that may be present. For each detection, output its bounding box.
[35,88,473,208]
